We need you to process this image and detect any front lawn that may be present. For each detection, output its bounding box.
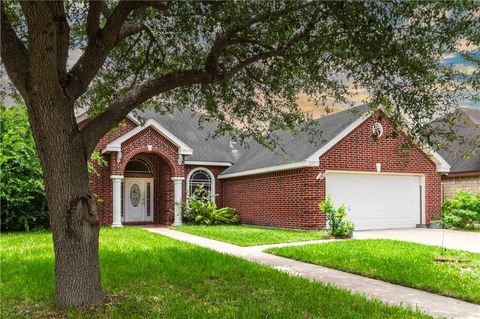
[268,239,480,304]
[0,228,429,318]
[171,225,329,246]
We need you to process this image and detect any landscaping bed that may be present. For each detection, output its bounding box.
[267,239,480,304]
[171,225,329,246]
[0,228,430,318]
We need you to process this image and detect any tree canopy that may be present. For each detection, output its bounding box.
[3,1,479,153]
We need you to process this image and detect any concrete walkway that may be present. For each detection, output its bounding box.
[354,229,480,253]
[144,227,480,319]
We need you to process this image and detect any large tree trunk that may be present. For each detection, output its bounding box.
[25,97,104,309]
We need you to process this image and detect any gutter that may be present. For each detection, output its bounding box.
[218,160,319,179]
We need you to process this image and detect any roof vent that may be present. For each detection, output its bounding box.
[229,140,238,153]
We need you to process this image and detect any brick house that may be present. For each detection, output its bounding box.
[435,108,480,200]
[80,105,450,230]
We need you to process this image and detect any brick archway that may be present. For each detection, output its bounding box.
[108,126,187,226]
[120,146,179,177]
[122,152,175,224]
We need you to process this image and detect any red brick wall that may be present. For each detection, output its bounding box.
[222,113,441,229]
[222,168,323,229]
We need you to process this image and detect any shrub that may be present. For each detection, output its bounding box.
[319,196,355,238]
[0,105,49,231]
[442,191,480,230]
[183,186,240,225]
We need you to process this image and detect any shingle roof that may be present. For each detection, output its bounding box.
[220,104,370,175]
[136,108,241,163]
[137,105,370,174]
[432,108,480,173]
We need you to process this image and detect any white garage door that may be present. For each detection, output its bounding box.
[326,172,422,230]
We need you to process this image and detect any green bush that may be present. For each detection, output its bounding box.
[183,186,240,225]
[442,190,480,230]
[319,196,355,238]
[0,105,49,231]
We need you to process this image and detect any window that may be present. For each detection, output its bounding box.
[125,157,153,176]
[187,168,215,201]
[146,182,151,217]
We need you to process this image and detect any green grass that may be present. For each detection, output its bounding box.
[170,225,329,246]
[0,228,430,318]
[268,239,480,304]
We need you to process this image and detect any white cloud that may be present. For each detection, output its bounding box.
[453,64,477,75]
[297,86,371,118]
[441,53,457,62]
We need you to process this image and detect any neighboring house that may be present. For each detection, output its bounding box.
[80,104,450,231]
[434,108,480,200]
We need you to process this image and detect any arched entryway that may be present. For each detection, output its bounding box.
[123,157,155,223]
[114,153,178,225]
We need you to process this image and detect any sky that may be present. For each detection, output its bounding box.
[298,44,480,117]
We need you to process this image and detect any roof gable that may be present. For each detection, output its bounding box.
[102,119,193,155]
[220,105,450,178]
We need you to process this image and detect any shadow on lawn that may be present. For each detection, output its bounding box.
[1,230,430,318]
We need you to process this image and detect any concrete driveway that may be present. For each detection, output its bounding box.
[354,228,480,253]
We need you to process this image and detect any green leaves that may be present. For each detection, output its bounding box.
[0,104,48,231]
[183,185,240,226]
[442,190,480,229]
[319,196,355,238]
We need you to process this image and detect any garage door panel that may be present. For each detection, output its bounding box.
[326,173,421,230]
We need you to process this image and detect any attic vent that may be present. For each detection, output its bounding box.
[372,122,384,138]
[229,140,238,153]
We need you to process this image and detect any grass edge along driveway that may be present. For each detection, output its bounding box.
[267,239,480,304]
[0,228,430,318]
[170,225,329,246]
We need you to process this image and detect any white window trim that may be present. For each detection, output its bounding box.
[186,167,215,202]
[184,160,232,167]
[218,160,318,179]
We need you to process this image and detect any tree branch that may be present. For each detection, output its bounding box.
[86,1,104,41]
[81,69,210,154]
[65,1,144,100]
[118,22,156,41]
[1,2,30,98]
[49,1,70,84]
[66,1,171,101]
[20,1,63,91]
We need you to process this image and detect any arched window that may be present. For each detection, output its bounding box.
[187,168,215,201]
[125,157,153,176]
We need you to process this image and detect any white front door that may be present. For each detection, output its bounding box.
[124,178,154,222]
[326,172,422,230]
